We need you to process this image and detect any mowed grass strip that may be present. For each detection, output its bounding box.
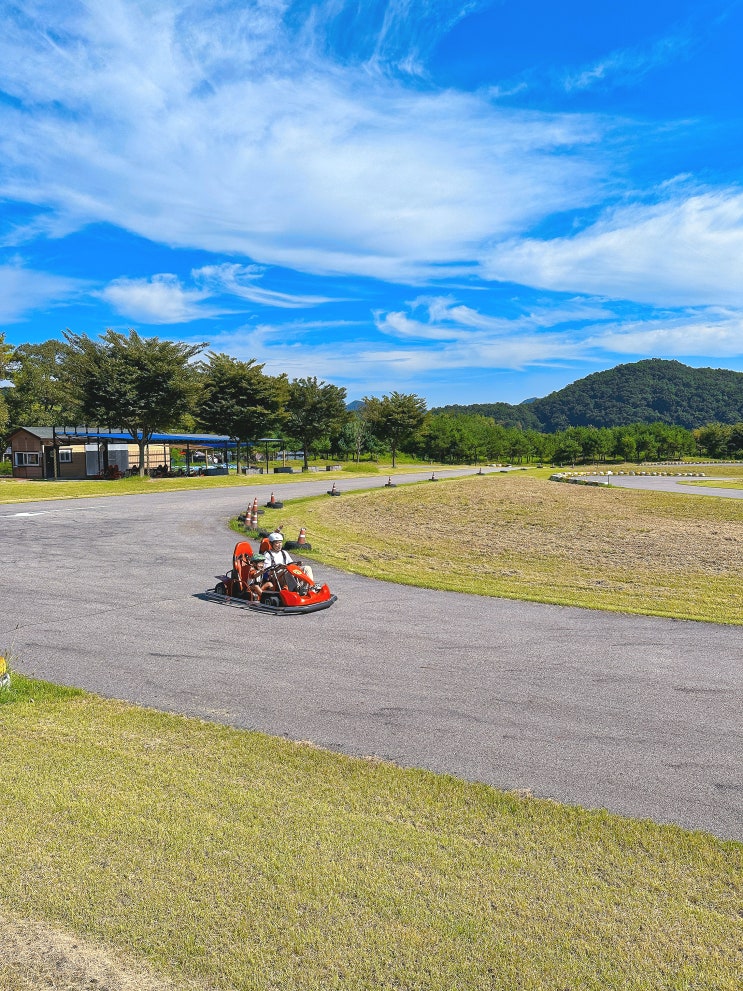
[268,474,743,624]
[0,472,349,504]
[1,676,741,991]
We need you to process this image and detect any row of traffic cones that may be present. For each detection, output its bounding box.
[244,496,259,528]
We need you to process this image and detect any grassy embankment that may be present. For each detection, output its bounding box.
[1,673,741,991]
[238,467,743,625]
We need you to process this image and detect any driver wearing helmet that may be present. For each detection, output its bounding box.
[262,531,315,587]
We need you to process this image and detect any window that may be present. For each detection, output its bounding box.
[14,451,40,466]
[59,448,72,463]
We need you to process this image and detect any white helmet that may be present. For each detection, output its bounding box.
[268,531,283,542]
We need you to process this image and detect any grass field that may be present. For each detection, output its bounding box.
[257,471,743,624]
[1,674,741,991]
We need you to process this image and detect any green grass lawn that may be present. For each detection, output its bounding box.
[680,479,743,489]
[0,461,454,505]
[1,674,740,991]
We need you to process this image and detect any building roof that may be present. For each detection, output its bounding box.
[9,426,233,446]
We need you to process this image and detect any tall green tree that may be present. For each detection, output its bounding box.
[195,353,285,470]
[63,329,206,475]
[0,332,12,445]
[364,392,427,468]
[335,409,376,463]
[6,340,77,427]
[286,377,348,470]
[693,422,730,458]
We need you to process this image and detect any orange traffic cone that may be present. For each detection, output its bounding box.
[250,497,259,528]
[297,527,307,546]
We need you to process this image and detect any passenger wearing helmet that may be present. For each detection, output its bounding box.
[246,552,270,600]
[261,531,314,587]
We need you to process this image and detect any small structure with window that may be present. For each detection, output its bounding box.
[8,426,232,479]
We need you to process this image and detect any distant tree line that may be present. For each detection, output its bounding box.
[2,332,743,469]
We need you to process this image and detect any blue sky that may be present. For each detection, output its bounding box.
[2,0,743,405]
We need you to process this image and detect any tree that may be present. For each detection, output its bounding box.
[195,353,285,470]
[6,340,77,427]
[693,422,730,459]
[63,329,206,476]
[364,392,427,468]
[335,409,376,463]
[286,377,348,470]
[0,333,12,445]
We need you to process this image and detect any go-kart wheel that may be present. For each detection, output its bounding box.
[215,581,227,595]
[262,593,282,608]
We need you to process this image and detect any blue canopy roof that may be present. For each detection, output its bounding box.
[52,427,234,446]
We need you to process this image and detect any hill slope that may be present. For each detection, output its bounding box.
[434,360,743,431]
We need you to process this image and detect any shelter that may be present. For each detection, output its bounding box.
[8,426,233,479]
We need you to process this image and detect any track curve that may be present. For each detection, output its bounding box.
[1,470,741,840]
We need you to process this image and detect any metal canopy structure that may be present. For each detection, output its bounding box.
[50,426,235,478]
[257,436,283,469]
[52,427,232,446]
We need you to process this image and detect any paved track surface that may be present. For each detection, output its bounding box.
[2,470,741,841]
[589,473,743,499]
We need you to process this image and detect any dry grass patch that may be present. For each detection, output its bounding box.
[272,474,743,622]
[0,910,203,991]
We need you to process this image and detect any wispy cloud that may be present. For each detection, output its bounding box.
[194,264,337,308]
[0,2,603,282]
[483,188,743,306]
[587,307,743,357]
[562,30,693,92]
[98,264,338,323]
[176,288,743,401]
[304,0,491,76]
[0,260,85,322]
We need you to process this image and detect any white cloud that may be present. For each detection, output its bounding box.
[193,264,336,308]
[483,189,743,306]
[0,2,603,282]
[98,274,223,324]
[562,30,692,92]
[587,308,743,358]
[98,264,337,323]
[375,295,617,344]
[0,261,85,322]
[182,292,743,399]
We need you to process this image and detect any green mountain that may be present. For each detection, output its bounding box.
[434,360,743,432]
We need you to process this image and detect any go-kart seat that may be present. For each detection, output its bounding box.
[232,540,255,591]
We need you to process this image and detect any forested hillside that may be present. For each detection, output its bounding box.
[435,360,743,431]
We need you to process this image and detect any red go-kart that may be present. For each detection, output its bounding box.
[208,540,336,614]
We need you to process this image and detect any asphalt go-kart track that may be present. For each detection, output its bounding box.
[2,469,741,841]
